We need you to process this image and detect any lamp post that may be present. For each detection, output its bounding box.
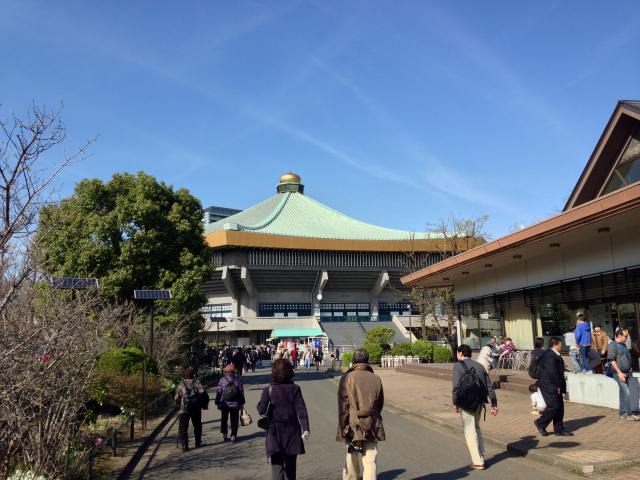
[133,289,172,359]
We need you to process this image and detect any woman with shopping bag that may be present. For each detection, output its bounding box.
[215,363,245,443]
[257,358,310,480]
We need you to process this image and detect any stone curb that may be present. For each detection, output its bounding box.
[325,370,637,476]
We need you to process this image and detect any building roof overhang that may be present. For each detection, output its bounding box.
[205,229,448,252]
[401,182,640,288]
[565,100,640,210]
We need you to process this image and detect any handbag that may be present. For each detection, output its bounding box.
[257,386,273,431]
[240,408,252,427]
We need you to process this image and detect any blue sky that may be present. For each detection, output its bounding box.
[2,1,639,237]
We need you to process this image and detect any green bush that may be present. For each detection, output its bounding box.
[363,342,384,364]
[432,345,453,363]
[97,347,158,375]
[93,370,164,416]
[390,343,413,356]
[341,352,353,366]
[411,340,433,362]
[364,326,395,346]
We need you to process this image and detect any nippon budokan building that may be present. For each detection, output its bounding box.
[200,172,443,347]
[403,100,640,368]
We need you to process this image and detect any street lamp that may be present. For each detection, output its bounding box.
[133,289,172,359]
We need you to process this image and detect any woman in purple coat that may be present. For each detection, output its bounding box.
[257,359,310,480]
[215,363,245,443]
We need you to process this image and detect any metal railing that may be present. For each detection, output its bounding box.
[63,367,220,479]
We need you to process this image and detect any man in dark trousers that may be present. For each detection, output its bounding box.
[535,337,572,437]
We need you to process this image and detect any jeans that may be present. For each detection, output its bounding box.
[568,348,580,372]
[271,453,297,480]
[459,407,485,466]
[343,441,377,480]
[579,345,591,372]
[613,373,632,416]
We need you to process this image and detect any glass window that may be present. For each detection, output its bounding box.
[602,155,640,195]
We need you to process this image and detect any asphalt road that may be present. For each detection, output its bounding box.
[138,367,570,480]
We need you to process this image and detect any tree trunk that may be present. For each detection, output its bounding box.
[420,313,426,340]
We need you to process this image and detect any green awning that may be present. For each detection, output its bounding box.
[270,327,324,338]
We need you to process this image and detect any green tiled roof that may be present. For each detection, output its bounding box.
[205,191,439,241]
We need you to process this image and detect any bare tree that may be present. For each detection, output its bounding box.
[0,103,92,318]
[400,215,489,340]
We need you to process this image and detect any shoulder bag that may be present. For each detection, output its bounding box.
[257,386,273,431]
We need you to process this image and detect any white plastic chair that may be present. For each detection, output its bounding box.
[413,355,420,365]
[393,355,400,368]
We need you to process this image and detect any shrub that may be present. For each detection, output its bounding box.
[411,340,433,362]
[93,370,164,416]
[390,343,413,356]
[363,342,384,364]
[432,345,453,363]
[364,326,395,346]
[341,352,353,366]
[97,347,158,375]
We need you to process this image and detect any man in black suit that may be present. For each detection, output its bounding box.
[534,337,573,437]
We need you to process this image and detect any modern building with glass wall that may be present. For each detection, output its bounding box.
[201,172,443,347]
[402,100,640,368]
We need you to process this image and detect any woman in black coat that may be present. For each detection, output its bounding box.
[257,358,310,480]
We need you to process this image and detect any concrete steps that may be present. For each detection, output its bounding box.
[397,364,533,395]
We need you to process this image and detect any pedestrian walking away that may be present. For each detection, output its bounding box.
[175,367,209,451]
[257,358,310,480]
[607,329,640,421]
[215,363,246,443]
[534,337,573,437]
[452,344,498,470]
[337,348,385,480]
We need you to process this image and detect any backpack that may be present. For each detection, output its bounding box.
[528,353,541,379]
[455,361,487,412]
[222,377,239,402]
[183,383,201,410]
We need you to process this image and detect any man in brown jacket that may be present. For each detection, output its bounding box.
[336,348,385,480]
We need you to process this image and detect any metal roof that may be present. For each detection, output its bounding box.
[204,191,439,241]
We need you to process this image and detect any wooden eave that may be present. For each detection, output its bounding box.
[205,230,448,253]
[402,181,640,287]
[565,101,640,210]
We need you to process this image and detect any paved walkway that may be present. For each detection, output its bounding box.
[373,368,640,476]
[132,367,575,480]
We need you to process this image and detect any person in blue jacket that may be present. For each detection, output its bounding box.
[574,313,592,373]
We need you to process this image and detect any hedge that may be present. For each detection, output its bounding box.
[432,345,453,363]
[341,352,353,366]
[96,347,158,375]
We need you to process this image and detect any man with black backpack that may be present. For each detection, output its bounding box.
[452,344,498,471]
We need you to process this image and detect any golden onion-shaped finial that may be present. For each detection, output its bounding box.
[279,172,301,184]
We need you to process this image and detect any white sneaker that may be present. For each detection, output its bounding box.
[627,415,640,421]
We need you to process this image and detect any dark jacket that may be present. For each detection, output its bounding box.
[231,350,245,369]
[451,358,497,409]
[537,349,566,394]
[531,347,545,364]
[215,373,245,409]
[257,381,310,456]
[336,364,385,443]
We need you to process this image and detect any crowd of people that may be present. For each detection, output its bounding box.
[173,315,637,478]
[174,344,382,480]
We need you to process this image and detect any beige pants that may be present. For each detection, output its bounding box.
[460,407,485,466]
[343,441,377,480]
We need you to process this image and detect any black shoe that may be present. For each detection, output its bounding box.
[181,445,189,452]
[534,422,549,437]
[554,430,574,437]
[230,435,237,443]
[195,442,203,448]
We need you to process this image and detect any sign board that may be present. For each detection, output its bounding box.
[314,339,322,349]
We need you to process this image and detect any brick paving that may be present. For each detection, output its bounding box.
[373,368,640,475]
